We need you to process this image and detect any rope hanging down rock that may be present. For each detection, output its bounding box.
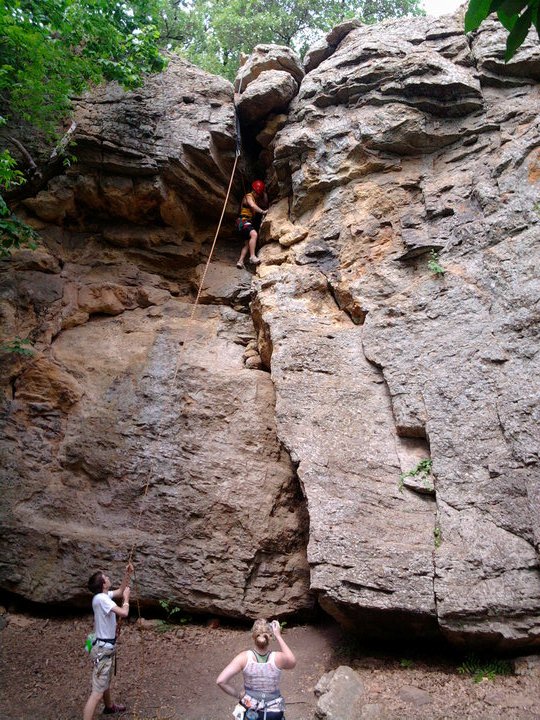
[117,94,247,716]
[129,89,246,560]
[190,75,245,321]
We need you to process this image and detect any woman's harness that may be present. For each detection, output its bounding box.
[241,688,283,719]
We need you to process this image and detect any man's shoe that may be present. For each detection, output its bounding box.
[236,261,245,269]
[249,256,261,265]
[103,704,126,715]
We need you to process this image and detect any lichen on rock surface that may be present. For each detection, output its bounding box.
[1,9,540,649]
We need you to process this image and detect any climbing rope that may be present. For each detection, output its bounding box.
[117,88,247,717]
[189,70,246,322]
[189,151,240,321]
[128,78,246,558]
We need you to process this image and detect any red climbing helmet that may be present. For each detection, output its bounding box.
[252,180,265,195]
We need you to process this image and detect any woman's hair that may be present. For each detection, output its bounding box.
[88,571,105,595]
[251,618,272,650]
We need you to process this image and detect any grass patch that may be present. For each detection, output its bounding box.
[457,654,513,683]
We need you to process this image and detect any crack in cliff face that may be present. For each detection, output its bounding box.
[248,258,441,638]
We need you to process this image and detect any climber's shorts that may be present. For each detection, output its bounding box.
[236,217,254,240]
[90,642,115,693]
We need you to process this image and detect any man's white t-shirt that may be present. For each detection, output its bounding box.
[92,591,117,640]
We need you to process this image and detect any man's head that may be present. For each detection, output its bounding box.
[252,180,265,195]
[88,570,110,595]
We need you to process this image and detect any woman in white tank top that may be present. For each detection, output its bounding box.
[217,619,296,720]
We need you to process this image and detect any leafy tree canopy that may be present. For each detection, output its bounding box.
[160,0,425,80]
[1,0,167,137]
[1,0,167,255]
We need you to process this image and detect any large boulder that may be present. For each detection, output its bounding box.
[304,19,363,74]
[235,44,304,92]
[236,70,299,125]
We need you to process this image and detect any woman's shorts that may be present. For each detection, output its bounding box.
[236,217,254,240]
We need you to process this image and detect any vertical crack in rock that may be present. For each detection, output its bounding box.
[252,264,439,638]
[242,460,313,617]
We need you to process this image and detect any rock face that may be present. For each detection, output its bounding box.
[1,11,540,649]
[25,56,240,242]
[263,11,540,648]
[0,58,312,619]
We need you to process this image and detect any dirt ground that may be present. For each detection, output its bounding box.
[1,612,540,720]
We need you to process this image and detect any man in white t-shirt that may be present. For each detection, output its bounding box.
[83,563,133,719]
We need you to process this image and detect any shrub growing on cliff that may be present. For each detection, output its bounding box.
[427,250,445,277]
[0,146,37,256]
[0,0,166,137]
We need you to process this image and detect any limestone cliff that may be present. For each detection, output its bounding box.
[1,9,539,649]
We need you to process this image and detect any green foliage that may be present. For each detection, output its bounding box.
[400,658,414,668]
[457,654,513,682]
[161,0,425,80]
[0,148,38,256]
[1,2,167,256]
[427,249,445,276]
[400,458,433,483]
[0,208,38,256]
[0,0,167,137]
[465,0,540,61]
[399,458,433,496]
[0,147,24,188]
[157,599,191,631]
[0,336,35,355]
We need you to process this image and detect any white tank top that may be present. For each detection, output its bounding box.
[243,650,281,693]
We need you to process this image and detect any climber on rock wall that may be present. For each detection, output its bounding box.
[236,180,268,269]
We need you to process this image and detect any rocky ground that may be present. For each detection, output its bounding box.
[1,611,539,720]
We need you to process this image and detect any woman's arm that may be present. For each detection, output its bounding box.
[271,621,296,670]
[246,193,267,215]
[216,651,247,699]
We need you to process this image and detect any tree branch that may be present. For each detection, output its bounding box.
[7,136,38,174]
